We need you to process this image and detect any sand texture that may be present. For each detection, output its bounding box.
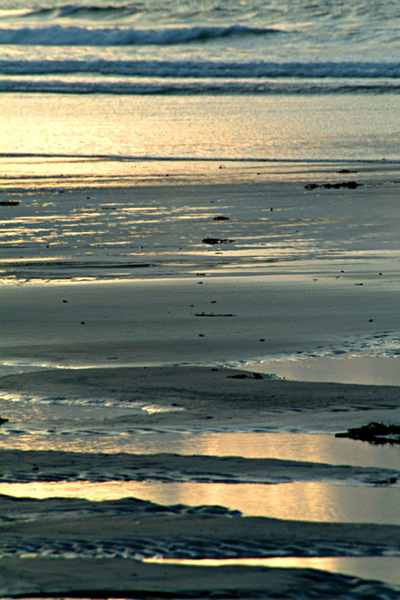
[2,556,400,599]
[1,167,400,598]
[1,367,400,597]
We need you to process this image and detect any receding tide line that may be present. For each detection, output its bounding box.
[1,152,399,164]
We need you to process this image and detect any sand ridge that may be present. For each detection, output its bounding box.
[0,448,398,485]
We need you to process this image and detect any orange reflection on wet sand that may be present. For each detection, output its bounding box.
[1,480,400,525]
[145,557,400,586]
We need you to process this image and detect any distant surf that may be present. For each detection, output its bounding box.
[0,24,280,46]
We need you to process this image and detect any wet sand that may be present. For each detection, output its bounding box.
[1,367,400,597]
[1,164,400,597]
[2,555,398,599]
[1,165,400,379]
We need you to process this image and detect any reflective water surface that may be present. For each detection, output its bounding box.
[2,95,400,163]
[146,556,400,587]
[248,354,400,387]
[1,420,400,470]
[2,480,400,525]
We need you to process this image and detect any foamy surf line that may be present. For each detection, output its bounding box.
[0,24,280,46]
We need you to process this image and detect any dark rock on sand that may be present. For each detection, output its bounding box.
[335,422,400,445]
[202,237,234,244]
[194,312,236,317]
[228,372,263,380]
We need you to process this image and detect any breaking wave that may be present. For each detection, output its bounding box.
[8,4,141,21]
[0,24,280,46]
[1,56,399,95]
[1,58,400,78]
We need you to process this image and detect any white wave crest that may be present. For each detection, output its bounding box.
[0,24,279,46]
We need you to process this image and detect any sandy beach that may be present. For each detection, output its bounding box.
[1,367,400,598]
[2,166,400,375]
[2,0,400,594]
[1,163,400,598]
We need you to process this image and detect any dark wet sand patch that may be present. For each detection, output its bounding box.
[1,557,399,599]
[0,449,398,485]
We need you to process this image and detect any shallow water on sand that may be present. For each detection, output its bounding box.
[2,479,400,525]
[1,425,400,470]
[2,94,400,163]
[2,393,400,594]
[245,355,400,386]
[147,556,400,587]
[1,158,399,597]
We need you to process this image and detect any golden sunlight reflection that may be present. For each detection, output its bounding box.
[185,432,400,470]
[0,95,280,168]
[145,557,400,586]
[252,355,400,387]
[1,481,400,524]
[0,155,274,189]
[2,428,399,471]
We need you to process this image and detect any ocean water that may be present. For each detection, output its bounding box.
[2,0,400,93]
[1,0,400,165]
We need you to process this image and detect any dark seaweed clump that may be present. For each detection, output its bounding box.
[335,422,400,445]
[202,237,234,244]
[305,181,361,190]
